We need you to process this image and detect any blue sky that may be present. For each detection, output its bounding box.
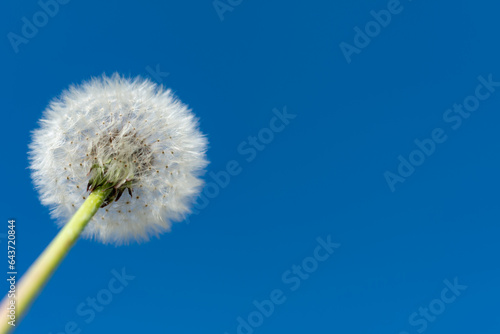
[1,0,500,333]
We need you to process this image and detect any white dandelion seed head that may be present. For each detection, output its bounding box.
[29,73,208,244]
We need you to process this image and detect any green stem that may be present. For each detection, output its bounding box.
[0,188,111,334]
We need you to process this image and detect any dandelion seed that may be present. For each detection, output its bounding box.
[29,73,209,244]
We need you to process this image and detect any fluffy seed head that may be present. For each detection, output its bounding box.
[29,74,208,244]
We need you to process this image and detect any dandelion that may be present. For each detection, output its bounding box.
[0,74,208,332]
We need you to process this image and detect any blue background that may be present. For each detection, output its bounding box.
[1,0,500,333]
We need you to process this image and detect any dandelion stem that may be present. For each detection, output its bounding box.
[0,188,112,333]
